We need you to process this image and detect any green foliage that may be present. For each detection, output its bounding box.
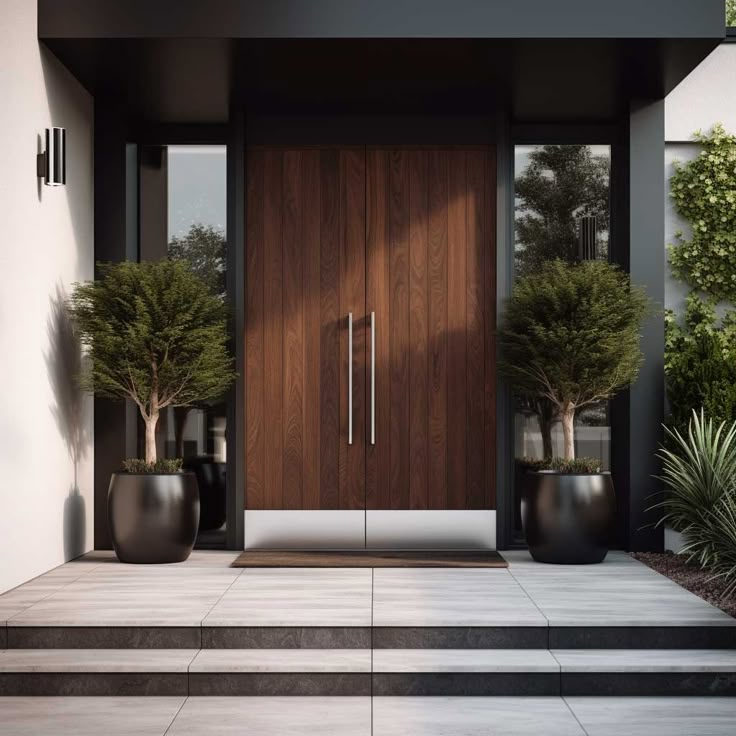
[69,260,236,462]
[122,458,183,474]
[665,293,736,434]
[518,456,601,474]
[168,223,226,297]
[668,125,736,301]
[498,259,651,417]
[515,145,609,277]
[728,0,736,26]
[546,457,602,474]
[652,411,736,570]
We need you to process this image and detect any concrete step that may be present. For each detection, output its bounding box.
[3,648,736,696]
[7,623,736,650]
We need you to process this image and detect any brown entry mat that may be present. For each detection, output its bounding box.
[231,550,508,568]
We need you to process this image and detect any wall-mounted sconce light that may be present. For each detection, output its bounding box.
[37,127,66,186]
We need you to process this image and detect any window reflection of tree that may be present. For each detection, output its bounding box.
[513,145,611,465]
[515,145,609,278]
[168,222,228,459]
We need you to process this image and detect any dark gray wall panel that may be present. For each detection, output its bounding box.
[39,0,724,40]
[626,99,665,551]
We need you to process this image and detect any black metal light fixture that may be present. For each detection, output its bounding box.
[37,127,66,186]
[577,215,598,261]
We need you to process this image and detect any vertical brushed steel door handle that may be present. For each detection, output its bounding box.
[370,311,376,446]
[348,312,353,446]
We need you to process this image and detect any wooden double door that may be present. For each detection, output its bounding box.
[245,145,496,516]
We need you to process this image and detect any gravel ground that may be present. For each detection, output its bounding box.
[631,551,736,618]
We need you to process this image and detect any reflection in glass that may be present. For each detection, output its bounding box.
[139,145,228,547]
[512,144,611,538]
[514,144,610,277]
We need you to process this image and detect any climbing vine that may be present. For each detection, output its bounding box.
[668,124,736,302]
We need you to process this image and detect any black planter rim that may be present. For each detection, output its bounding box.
[112,471,196,477]
[526,470,612,477]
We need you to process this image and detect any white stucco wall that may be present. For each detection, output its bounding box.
[0,0,94,593]
[664,43,736,316]
[666,44,736,142]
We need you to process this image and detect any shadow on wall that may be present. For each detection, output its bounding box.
[45,284,91,560]
[39,45,94,250]
[39,42,94,560]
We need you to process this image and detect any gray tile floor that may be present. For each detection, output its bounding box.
[1,552,736,733]
[3,696,736,735]
[503,550,734,627]
[3,549,731,628]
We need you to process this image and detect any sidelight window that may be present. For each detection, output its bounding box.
[138,143,229,547]
[511,143,612,538]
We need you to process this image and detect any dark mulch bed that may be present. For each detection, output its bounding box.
[631,551,736,618]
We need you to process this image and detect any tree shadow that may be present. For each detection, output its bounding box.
[45,284,91,560]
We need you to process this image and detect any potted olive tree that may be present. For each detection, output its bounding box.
[498,259,651,563]
[70,260,236,563]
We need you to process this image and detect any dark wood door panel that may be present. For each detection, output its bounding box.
[366,147,496,511]
[245,147,366,510]
[246,145,494,513]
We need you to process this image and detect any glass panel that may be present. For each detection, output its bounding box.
[512,144,611,538]
[139,144,228,548]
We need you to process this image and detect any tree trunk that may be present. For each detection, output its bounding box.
[561,404,575,461]
[145,413,158,465]
[537,399,556,458]
[539,414,554,459]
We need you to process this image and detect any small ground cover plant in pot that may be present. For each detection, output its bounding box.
[69,260,236,563]
[498,259,652,563]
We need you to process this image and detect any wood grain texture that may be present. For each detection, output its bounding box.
[245,150,265,510]
[466,150,485,510]
[427,149,449,510]
[245,148,366,511]
[282,150,305,510]
[484,147,498,510]
[340,149,367,510]
[303,151,321,509]
[263,150,284,509]
[389,149,410,511]
[447,150,468,510]
[366,150,391,511]
[367,147,495,511]
[320,150,341,509]
[409,151,429,510]
[246,145,495,513]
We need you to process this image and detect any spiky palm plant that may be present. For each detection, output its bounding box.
[652,410,736,567]
[705,494,736,597]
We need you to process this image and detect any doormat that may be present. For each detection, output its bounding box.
[231,550,508,568]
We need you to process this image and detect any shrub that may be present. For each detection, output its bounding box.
[518,457,601,474]
[69,260,236,465]
[651,411,736,568]
[546,457,602,474]
[498,259,652,460]
[122,458,184,474]
[665,294,736,435]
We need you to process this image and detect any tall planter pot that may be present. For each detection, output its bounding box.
[521,471,615,564]
[108,472,200,564]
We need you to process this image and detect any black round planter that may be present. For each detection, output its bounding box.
[521,471,615,564]
[183,458,226,532]
[108,472,200,564]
